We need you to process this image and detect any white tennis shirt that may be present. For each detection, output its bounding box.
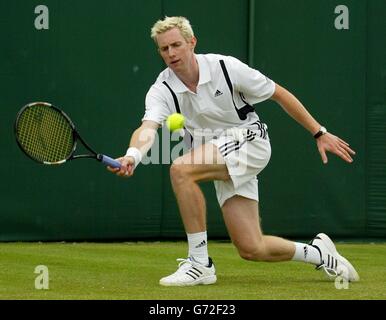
[143,54,275,141]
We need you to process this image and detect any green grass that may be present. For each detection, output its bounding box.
[0,241,385,300]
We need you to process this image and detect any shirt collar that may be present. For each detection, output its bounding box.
[196,54,211,85]
[166,54,212,93]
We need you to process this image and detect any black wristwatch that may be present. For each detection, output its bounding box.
[313,126,327,139]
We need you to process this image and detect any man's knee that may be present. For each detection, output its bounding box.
[170,159,192,185]
[237,242,267,261]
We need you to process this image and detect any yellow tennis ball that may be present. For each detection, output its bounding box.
[166,113,185,132]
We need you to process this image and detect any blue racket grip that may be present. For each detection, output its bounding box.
[100,155,121,169]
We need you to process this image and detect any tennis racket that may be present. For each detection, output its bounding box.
[14,102,121,168]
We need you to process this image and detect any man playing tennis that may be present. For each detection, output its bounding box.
[109,16,359,286]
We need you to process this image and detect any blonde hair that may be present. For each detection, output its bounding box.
[151,16,194,43]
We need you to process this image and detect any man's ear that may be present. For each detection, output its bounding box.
[190,36,197,51]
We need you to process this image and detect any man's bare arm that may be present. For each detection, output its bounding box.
[270,83,355,164]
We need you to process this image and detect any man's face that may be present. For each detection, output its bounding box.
[156,27,196,72]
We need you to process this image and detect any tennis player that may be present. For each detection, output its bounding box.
[109,16,359,286]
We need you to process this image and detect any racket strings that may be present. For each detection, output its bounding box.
[16,105,74,163]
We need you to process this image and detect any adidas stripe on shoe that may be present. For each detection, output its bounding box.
[159,257,217,287]
[310,233,360,282]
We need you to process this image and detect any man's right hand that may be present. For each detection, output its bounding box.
[107,156,136,178]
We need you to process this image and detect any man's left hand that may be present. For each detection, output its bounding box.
[316,133,356,164]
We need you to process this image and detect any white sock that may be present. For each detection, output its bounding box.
[292,242,322,265]
[187,231,209,266]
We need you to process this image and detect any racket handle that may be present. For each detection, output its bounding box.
[99,154,121,168]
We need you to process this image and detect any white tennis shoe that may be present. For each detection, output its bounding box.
[159,257,217,286]
[310,233,360,282]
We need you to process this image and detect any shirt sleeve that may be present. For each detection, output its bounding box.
[226,56,276,104]
[142,85,172,125]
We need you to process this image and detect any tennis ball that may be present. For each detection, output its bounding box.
[166,113,185,132]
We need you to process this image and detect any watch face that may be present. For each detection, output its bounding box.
[321,127,327,134]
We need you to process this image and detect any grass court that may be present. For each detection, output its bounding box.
[0,241,385,300]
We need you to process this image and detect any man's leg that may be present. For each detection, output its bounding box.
[221,195,322,264]
[221,195,360,282]
[221,196,295,261]
[159,143,230,286]
[169,143,229,234]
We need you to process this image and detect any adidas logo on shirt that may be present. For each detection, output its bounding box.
[214,90,223,97]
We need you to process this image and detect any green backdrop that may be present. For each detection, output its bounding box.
[0,0,385,241]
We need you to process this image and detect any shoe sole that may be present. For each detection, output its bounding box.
[316,233,360,282]
[159,275,217,287]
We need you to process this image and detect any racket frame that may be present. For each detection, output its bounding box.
[14,102,118,167]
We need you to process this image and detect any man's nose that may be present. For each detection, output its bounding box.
[168,47,176,57]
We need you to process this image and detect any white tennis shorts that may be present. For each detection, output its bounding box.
[209,128,271,207]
